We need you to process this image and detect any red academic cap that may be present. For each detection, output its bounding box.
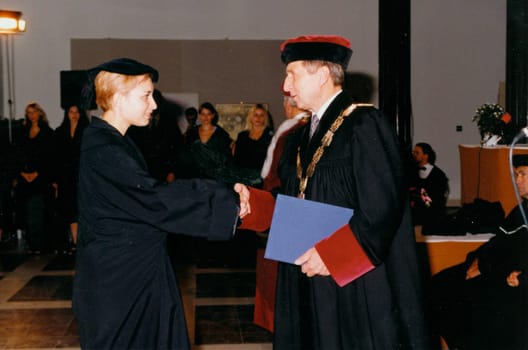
[280,35,352,69]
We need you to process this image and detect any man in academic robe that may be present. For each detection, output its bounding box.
[429,154,528,350]
[241,35,430,349]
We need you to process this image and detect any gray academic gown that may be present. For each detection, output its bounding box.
[73,117,239,349]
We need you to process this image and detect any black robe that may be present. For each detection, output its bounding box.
[233,127,274,170]
[54,122,86,223]
[429,202,528,350]
[409,165,449,226]
[73,117,239,350]
[273,92,430,350]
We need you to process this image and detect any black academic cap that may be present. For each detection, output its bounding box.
[513,154,528,167]
[88,58,158,82]
[81,58,158,110]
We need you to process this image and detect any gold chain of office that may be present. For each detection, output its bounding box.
[296,103,373,199]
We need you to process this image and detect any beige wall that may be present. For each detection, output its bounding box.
[71,39,285,125]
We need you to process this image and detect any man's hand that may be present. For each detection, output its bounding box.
[294,247,330,277]
[465,258,481,280]
[234,183,251,218]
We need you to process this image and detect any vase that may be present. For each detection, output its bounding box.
[482,132,501,146]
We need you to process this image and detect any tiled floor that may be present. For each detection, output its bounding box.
[0,234,272,349]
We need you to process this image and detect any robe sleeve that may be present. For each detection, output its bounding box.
[316,108,407,286]
[82,140,239,241]
[238,187,275,232]
[315,224,375,287]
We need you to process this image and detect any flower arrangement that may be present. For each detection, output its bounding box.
[420,188,432,208]
[409,187,432,208]
[472,103,512,145]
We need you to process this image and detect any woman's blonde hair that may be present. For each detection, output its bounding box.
[245,104,269,130]
[94,71,151,112]
[25,102,49,124]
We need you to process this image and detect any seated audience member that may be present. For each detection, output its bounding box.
[428,154,528,350]
[233,104,274,173]
[409,142,449,225]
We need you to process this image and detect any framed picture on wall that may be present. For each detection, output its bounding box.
[216,103,268,141]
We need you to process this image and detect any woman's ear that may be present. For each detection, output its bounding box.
[111,90,125,111]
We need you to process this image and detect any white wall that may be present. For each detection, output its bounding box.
[411,0,506,201]
[1,0,507,201]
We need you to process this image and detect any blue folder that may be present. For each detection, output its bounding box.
[264,194,354,264]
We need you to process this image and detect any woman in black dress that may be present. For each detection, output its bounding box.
[53,104,90,251]
[14,102,55,254]
[233,103,274,172]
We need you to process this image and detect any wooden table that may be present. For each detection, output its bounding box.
[415,226,494,275]
[459,144,528,215]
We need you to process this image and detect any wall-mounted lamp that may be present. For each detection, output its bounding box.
[1,10,26,144]
[0,10,26,34]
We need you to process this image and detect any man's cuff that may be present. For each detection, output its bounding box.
[315,224,375,287]
[237,187,275,232]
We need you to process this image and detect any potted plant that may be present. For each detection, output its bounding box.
[472,103,512,145]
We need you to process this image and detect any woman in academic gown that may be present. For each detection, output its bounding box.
[72,58,249,350]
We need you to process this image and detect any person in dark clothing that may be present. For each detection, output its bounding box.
[182,106,198,144]
[170,102,232,180]
[13,102,55,254]
[127,89,184,182]
[72,58,250,350]
[53,104,90,251]
[429,154,528,350]
[172,102,261,185]
[409,142,449,226]
[239,35,431,350]
[233,104,274,172]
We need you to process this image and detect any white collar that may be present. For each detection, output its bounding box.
[315,90,342,120]
[419,163,433,179]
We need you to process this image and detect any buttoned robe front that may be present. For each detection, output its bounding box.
[73,117,239,350]
[272,92,430,350]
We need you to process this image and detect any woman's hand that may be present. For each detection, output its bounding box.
[234,183,251,218]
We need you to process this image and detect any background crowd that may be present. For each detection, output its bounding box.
[0,96,275,258]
